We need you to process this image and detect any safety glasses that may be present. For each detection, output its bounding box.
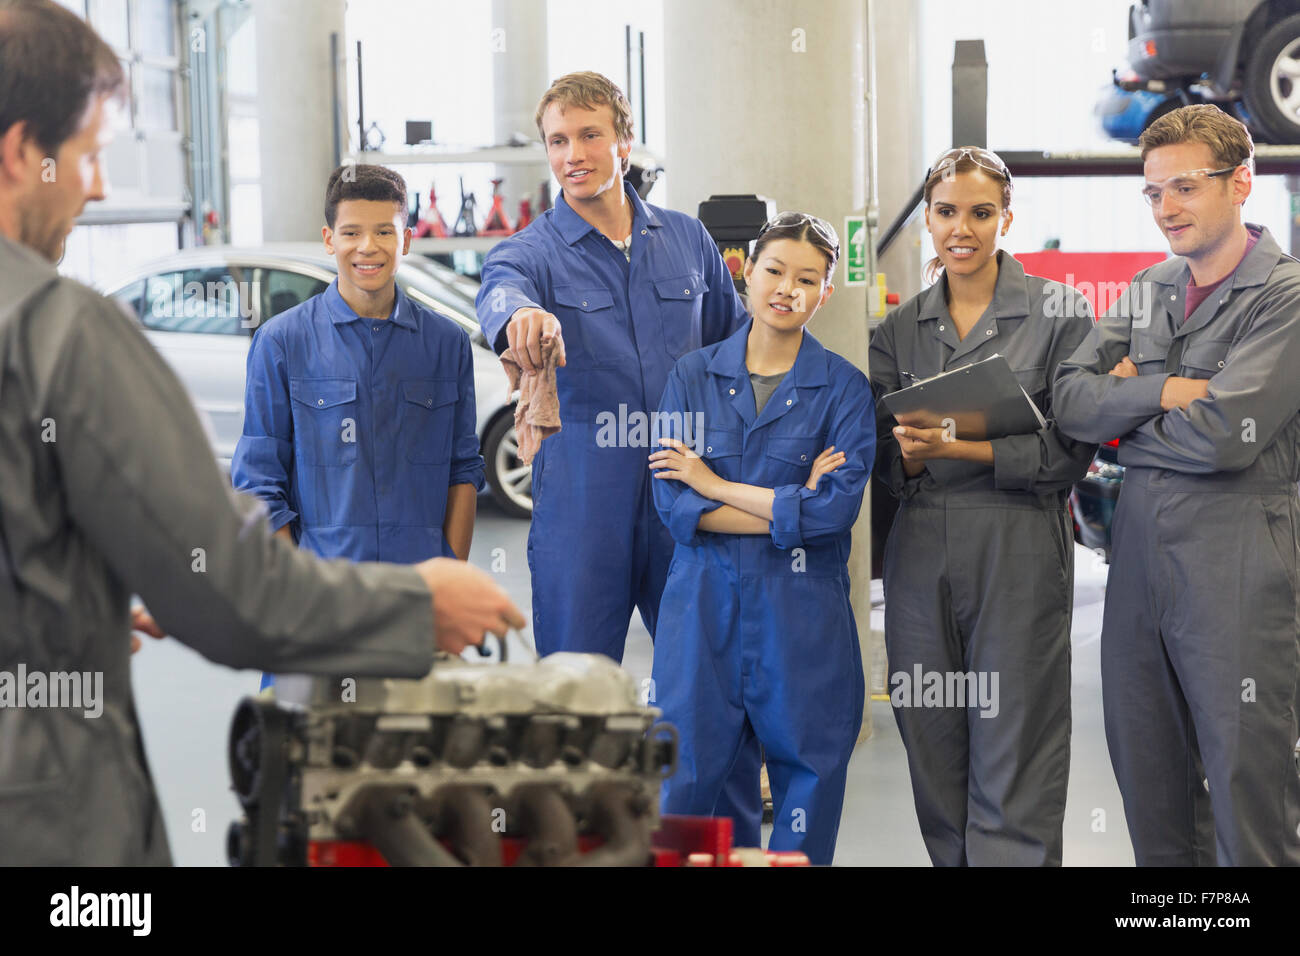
[757,211,840,254]
[1141,165,1247,206]
[927,146,1012,184]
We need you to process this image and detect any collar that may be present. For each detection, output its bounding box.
[323,278,418,330]
[706,320,831,388]
[553,179,662,246]
[1143,223,1279,291]
[0,232,58,277]
[916,250,1031,322]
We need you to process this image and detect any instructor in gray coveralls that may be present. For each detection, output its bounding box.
[0,0,523,866]
[1054,104,1300,866]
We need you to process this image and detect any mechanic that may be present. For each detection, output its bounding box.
[0,0,523,865]
[870,147,1096,866]
[231,165,484,689]
[1054,104,1300,866]
[475,70,748,667]
[648,213,874,865]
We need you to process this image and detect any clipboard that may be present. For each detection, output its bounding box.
[878,353,1046,440]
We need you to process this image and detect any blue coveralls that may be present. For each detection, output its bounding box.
[232,280,485,689]
[233,280,484,561]
[475,181,747,662]
[651,323,875,865]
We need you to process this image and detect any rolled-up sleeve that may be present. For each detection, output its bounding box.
[667,485,724,546]
[231,327,297,533]
[769,368,876,549]
[652,364,722,546]
[449,333,486,490]
[477,241,545,355]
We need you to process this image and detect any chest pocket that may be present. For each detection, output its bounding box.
[553,286,618,368]
[1179,337,1232,379]
[653,272,708,360]
[700,428,743,481]
[1129,328,1172,375]
[400,379,459,464]
[766,434,822,485]
[289,378,359,466]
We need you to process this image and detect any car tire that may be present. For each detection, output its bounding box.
[1243,13,1300,145]
[483,411,533,519]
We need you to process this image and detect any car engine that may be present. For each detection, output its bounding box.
[226,650,679,866]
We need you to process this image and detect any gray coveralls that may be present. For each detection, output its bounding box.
[0,235,435,865]
[869,252,1097,865]
[1054,224,1300,866]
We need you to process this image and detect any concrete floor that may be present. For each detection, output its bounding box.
[132,500,1134,866]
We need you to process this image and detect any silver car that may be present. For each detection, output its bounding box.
[101,243,533,518]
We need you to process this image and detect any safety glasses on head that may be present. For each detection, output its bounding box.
[927,146,1012,184]
[757,211,840,256]
[1140,161,1252,207]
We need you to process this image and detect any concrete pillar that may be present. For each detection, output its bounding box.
[663,0,924,740]
[492,0,551,212]
[874,0,924,310]
[253,0,346,241]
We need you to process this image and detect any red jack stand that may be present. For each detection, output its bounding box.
[413,183,449,238]
[481,178,513,236]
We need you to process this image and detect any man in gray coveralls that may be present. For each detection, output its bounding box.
[0,0,524,865]
[1055,104,1300,866]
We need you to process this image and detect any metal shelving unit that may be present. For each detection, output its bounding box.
[345,144,548,167]
[409,236,505,254]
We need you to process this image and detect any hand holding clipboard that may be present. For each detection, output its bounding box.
[878,354,1046,440]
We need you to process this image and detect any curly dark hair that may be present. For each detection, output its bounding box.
[323,163,408,228]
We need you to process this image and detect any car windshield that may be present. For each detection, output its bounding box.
[398,257,481,329]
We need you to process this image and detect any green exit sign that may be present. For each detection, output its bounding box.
[844,215,867,286]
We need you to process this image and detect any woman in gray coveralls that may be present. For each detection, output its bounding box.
[868,147,1097,866]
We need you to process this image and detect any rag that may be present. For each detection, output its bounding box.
[500,338,561,464]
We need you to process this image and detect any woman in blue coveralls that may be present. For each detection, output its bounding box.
[647,213,875,865]
[869,147,1097,865]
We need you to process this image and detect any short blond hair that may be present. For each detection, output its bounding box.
[535,71,634,175]
[1138,103,1254,169]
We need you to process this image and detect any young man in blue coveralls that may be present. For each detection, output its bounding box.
[233,165,485,688]
[475,72,758,834]
[476,72,747,664]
